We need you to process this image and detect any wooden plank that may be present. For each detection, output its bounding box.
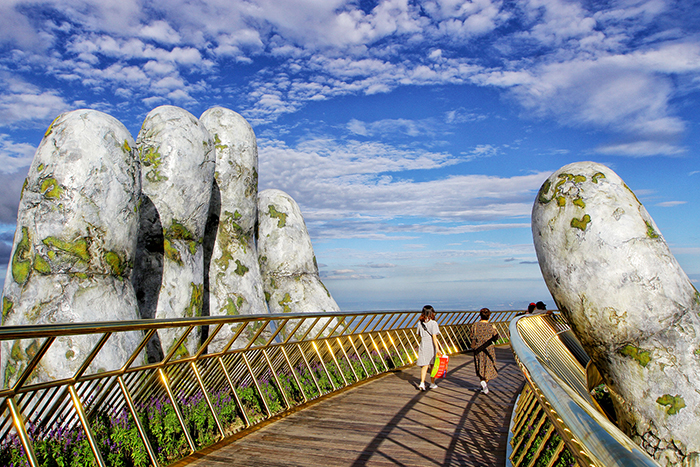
[181,346,524,467]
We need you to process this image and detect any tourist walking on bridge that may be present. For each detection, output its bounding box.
[416,305,443,391]
[470,307,499,394]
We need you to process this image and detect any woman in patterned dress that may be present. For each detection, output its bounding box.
[416,305,443,391]
[470,307,499,394]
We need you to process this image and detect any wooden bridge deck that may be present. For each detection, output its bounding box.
[181,347,524,467]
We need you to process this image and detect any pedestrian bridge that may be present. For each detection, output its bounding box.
[0,310,660,466]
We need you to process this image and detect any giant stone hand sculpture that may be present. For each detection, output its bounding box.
[136,106,215,357]
[200,107,269,352]
[258,189,340,339]
[1,110,144,385]
[532,161,700,466]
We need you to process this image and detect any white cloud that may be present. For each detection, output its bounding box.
[258,134,547,239]
[656,201,686,207]
[0,76,71,126]
[0,135,35,173]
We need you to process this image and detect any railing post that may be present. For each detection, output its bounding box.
[6,396,39,467]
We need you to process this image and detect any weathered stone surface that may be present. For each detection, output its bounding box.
[258,189,340,319]
[1,109,143,387]
[199,107,268,352]
[136,105,215,357]
[532,161,700,466]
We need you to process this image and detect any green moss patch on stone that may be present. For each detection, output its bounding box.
[32,254,51,274]
[264,291,271,302]
[169,338,190,359]
[122,139,132,153]
[104,250,125,276]
[268,205,287,228]
[37,163,45,172]
[44,115,61,138]
[40,177,64,199]
[556,196,566,207]
[184,282,204,318]
[537,179,552,204]
[645,221,659,239]
[570,214,591,231]
[619,345,651,367]
[279,293,292,313]
[221,295,246,316]
[65,349,75,359]
[43,236,90,263]
[166,220,195,241]
[213,133,228,151]
[234,259,249,276]
[140,145,168,183]
[656,394,685,415]
[573,175,586,183]
[2,297,14,325]
[592,172,605,183]
[163,238,183,266]
[623,183,642,206]
[12,227,32,285]
[572,198,586,209]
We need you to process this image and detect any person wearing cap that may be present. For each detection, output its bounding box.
[534,301,552,315]
[516,302,536,316]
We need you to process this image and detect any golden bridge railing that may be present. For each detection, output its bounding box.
[508,313,660,467]
[0,309,517,467]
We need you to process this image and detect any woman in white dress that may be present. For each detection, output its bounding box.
[416,305,443,390]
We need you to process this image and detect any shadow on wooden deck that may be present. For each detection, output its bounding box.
[181,346,524,467]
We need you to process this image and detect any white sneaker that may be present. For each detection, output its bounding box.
[419,382,426,391]
[429,383,438,389]
[481,387,489,394]
[480,381,489,394]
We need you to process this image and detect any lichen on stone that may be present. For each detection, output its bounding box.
[2,297,14,325]
[122,139,132,153]
[12,227,32,285]
[537,179,552,204]
[656,394,686,415]
[234,259,249,276]
[570,214,591,231]
[104,250,124,276]
[40,177,63,199]
[573,198,586,209]
[279,293,292,313]
[43,236,90,263]
[32,254,51,274]
[620,344,651,367]
[140,145,168,183]
[221,295,246,316]
[268,205,287,228]
[184,282,203,318]
[645,221,660,239]
[163,238,183,266]
[592,172,605,183]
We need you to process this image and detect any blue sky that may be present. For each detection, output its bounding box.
[0,0,698,312]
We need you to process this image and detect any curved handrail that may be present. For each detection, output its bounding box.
[509,314,659,467]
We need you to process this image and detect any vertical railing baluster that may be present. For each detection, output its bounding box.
[349,337,370,379]
[312,341,336,391]
[358,334,380,375]
[337,337,359,383]
[297,343,322,397]
[262,349,291,410]
[6,396,39,467]
[117,376,160,467]
[325,340,348,387]
[241,353,272,418]
[280,346,307,403]
[158,368,196,453]
[190,361,225,437]
[217,357,251,428]
[68,385,106,467]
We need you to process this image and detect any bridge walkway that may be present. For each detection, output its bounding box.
[177,347,524,467]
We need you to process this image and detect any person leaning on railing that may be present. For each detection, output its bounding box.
[416,305,444,391]
[470,307,499,394]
